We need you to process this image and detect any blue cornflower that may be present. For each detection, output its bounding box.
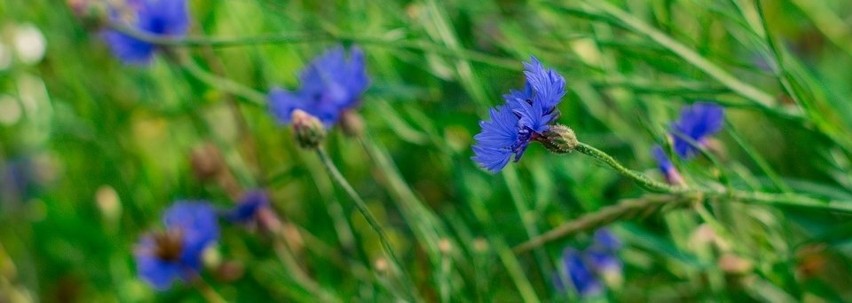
[102,0,189,64]
[472,57,567,172]
[556,248,604,297]
[670,102,724,159]
[651,145,684,186]
[586,229,623,277]
[269,46,369,128]
[651,102,724,184]
[1,159,35,204]
[135,201,219,290]
[225,190,269,223]
[554,229,623,298]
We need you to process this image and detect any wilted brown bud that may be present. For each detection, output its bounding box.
[190,143,225,182]
[339,110,364,137]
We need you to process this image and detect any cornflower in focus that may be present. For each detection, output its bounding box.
[472,57,575,173]
[268,46,369,129]
[101,0,189,64]
[652,102,724,185]
[554,229,623,298]
[135,201,219,290]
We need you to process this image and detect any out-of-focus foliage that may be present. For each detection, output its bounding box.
[1,0,851,302]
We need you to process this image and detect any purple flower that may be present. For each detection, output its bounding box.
[554,229,623,298]
[225,190,269,223]
[472,57,566,172]
[671,102,724,159]
[269,46,369,128]
[651,146,684,186]
[555,248,604,297]
[135,201,218,290]
[102,0,190,64]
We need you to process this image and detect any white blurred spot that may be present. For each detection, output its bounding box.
[0,95,22,125]
[13,23,47,65]
[0,43,11,70]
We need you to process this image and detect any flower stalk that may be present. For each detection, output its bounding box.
[315,147,418,301]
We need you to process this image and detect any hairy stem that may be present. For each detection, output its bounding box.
[576,142,686,194]
[315,148,418,301]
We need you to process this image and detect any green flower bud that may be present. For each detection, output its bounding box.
[291,109,326,149]
[538,124,578,153]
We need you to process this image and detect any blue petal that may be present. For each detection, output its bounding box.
[472,105,521,172]
[651,145,674,175]
[523,56,566,110]
[561,248,603,297]
[269,46,369,127]
[135,236,182,290]
[592,229,621,251]
[226,190,269,223]
[162,202,219,262]
[268,87,306,124]
[103,0,189,64]
[671,102,724,158]
[101,30,156,64]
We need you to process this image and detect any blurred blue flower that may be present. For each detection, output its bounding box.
[651,145,684,186]
[472,57,566,172]
[1,159,35,204]
[554,229,623,298]
[136,201,218,290]
[671,102,724,159]
[102,0,190,64]
[555,248,604,297]
[225,190,269,223]
[269,46,369,128]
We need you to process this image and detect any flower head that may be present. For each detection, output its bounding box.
[136,201,218,290]
[225,190,269,223]
[555,248,604,297]
[651,145,685,186]
[553,229,623,298]
[269,46,369,128]
[671,102,724,159]
[102,0,189,64]
[472,57,567,172]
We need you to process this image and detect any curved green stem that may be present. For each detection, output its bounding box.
[107,22,517,69]
[575,142,686,194]
[315,147,418,302]
[178,57,267,107]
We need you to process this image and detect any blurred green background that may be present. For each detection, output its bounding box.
[1,0,851,302]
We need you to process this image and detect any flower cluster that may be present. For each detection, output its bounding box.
[268,46,369,128]
[554,229,623,298]
[135,201,219,290]
[472,57,569,173]
[652,102,725,185]
[102,0,190,64]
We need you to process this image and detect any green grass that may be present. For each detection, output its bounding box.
[1,0,851,302]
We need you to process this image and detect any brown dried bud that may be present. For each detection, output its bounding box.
[190,143,225,181]
[339,110,365,137]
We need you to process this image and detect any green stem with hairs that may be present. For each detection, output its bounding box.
[315,147,418,302]
[575,142,686,194]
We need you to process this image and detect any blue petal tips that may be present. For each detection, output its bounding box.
[102,0,190,64]
[652,102,724,185]
[671,102,724,159]
[135,201,219,290]
[472,56,568,173]
[226,190,269,223]
[268,46,370,128]
[553,229,623,298]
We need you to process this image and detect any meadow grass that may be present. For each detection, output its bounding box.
[1,0,851,302]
